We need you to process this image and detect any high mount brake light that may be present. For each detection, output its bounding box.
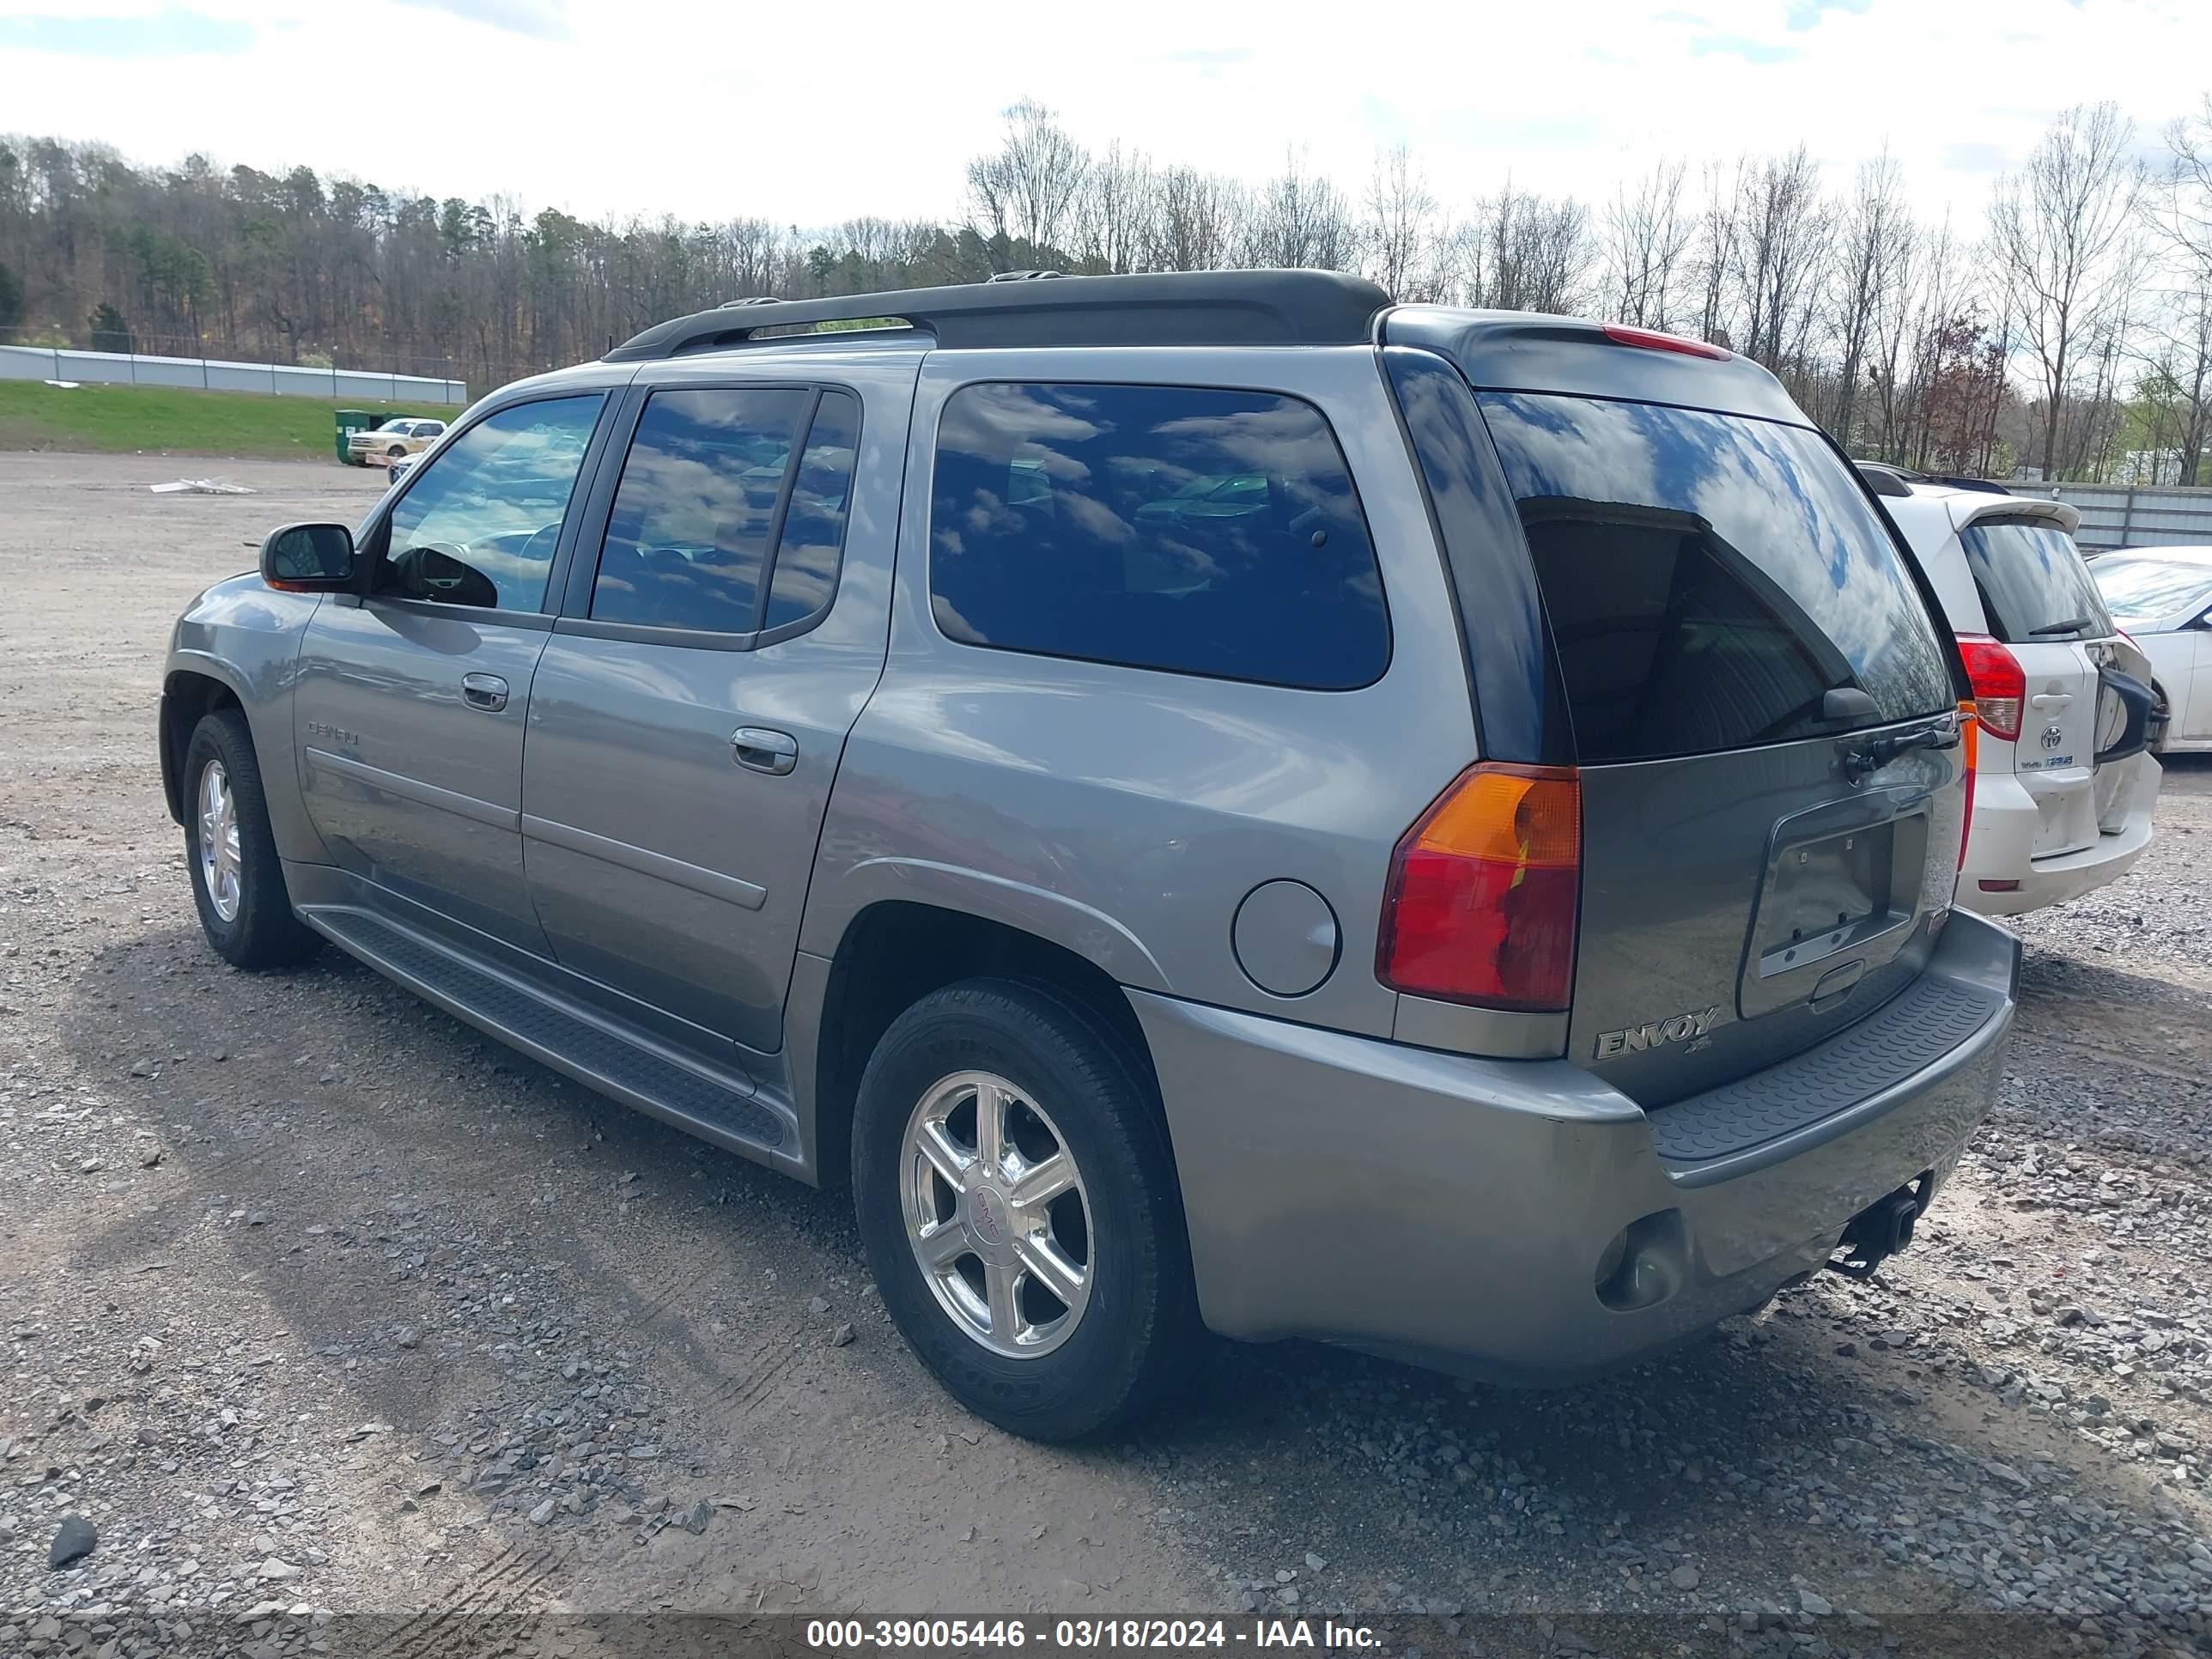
[1600,323,1733,362]
[1954,634,2025,742]
[1377,763,1582,1012]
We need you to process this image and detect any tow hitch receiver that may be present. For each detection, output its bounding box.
[1828,1182,1926,1279]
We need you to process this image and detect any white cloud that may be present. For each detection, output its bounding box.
[0,0,2204,230]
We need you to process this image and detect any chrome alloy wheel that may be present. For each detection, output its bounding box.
[197,759,243,922]
[901,1070,1092,1358]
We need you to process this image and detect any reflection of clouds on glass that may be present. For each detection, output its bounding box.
[621,447,780,546]
[388,393,603,608]
[927,382,1388,690]
[588,388,813,630]
[2096,559,2212,624]
[1483,392,1951,723]
[1959,522,2110,639]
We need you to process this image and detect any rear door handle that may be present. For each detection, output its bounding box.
[731,726,797,775]
[2030,692,2073,709]
[461,672,508,712]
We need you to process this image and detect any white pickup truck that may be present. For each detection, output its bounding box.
[345,416,446,467]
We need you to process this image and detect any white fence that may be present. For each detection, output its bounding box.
[0,343,467,406]
[2029,482,2212,552]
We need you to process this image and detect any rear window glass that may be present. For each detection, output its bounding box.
[1478,392,1954,763]
[928,382,1388,690]
[2093,557,2212,628]
[1958,517,2113,642]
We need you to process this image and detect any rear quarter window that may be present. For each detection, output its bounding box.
[1478,392,1955,763]
[1958,516,2114,641]
[927,381,1389,690]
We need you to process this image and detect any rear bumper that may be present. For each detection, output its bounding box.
[1133,911,2018,1383]
[1960,759,2160,917]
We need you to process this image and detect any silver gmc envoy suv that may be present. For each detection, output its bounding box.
[161,271,2020,1440]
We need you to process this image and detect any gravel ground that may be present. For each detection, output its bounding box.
[3,450,2209,1657]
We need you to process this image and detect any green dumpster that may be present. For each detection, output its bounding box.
[333,409,376,465]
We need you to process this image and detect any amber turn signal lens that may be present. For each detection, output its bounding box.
[1377,763,1582,1013]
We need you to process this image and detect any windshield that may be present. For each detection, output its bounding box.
[1957,516,2112,641]
[1478,392,1955,763]
[2094,557,2212,627]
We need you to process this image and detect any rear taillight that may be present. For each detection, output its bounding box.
[1957,703,1978,872]
[1954,633,2024,742]
[1600,322,1733,361]
[1377,763,1581,1012]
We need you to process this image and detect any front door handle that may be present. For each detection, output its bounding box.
[732,726,797,775]
[461,672,509,713]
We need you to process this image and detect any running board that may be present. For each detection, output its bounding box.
[299,906,791,1159]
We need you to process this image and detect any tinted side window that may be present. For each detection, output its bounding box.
[763,389,860,631]
[591,387,811,632]
[1958,517,2113,641]
[1478,392,1954,763]
[380,393,603,611]
[928,382,1388,690]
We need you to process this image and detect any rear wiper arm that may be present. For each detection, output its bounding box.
[2028,616,2094,637]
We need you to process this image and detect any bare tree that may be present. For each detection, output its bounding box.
[1729,146,1831,374]
[1600,159,1692,329]
[1458,186,1593,313]
[1072,142,1157,276]
[1148,166,1244,271]
[1692,158,1740,348]
[1245,151,1355,270]
[1988,101,2147,480]
[1826,150,1913,449]
[963,98,1090,270]
[2157,94,2212,275]
[1363,143,1437,299]
[2144,96,2212,482]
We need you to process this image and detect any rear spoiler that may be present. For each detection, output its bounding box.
[1852,461,2015,500]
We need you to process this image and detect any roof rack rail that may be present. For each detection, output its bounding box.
[984,268,1064,282]
[716,295,783,309]
[603,270,1394,362]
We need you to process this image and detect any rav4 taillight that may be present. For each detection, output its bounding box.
[1957,703,1978,872]
[1954,633,2025,742]
[1377,763,1581,1012]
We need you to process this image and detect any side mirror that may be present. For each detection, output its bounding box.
[260,523,356,591]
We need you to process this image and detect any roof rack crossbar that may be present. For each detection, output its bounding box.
[603,270,1394,362]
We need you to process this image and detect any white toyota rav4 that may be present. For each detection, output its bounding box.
[1864,469,2161,916]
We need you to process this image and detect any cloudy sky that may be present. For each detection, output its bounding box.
[0,0,2205,229]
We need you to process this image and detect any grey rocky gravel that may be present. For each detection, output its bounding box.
[2,452,2209,1655]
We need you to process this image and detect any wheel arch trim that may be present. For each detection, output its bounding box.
[801,856,1170,991]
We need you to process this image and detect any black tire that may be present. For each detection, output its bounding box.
[852,978,1200,1441]
[182,709,321,970]
[386,445,407,459]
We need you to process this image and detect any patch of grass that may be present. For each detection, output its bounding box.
[0,380,443,462]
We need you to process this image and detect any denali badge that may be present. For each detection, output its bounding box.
[1595,1006,1722,1060]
